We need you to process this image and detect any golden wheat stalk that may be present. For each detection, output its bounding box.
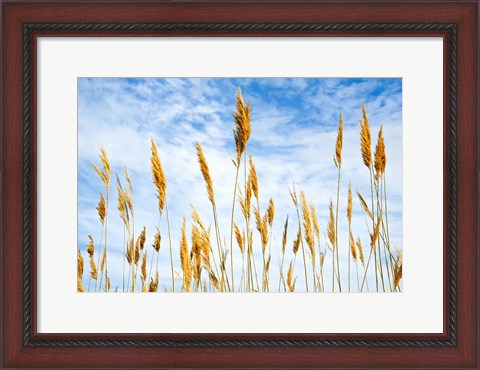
[374,126,396,290]
[278,216,289,292]
[334,112,343,168]
[286,260,297,292]
[229,89,252,291]
[141,251,148,292]
[86,235,96,291]
[77,250,85,292]
[191,224,203,291]
[92,147,110,292]
[310,203,323,291]
[289,184,309,292]
[196,142,229,291]
[150,137,174,291]
[332,113,343,292]
[327,198,339,291]
[360,104,372,169]
[233,88,252,163]
[150,138,167,214]
[179,216,191,292]
[360,104,384,291]
[300,191,316,290]
[374,125,386,182]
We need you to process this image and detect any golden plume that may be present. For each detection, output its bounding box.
[77,250,84,292]
[334,112,343,168]
[310,204,320,240]
[234,222,244,254]
[327,199,336,248]
[196,142,216,206]
[360,103,372,168]
[233,88,252,163]
[249,155,259,201]
[356,237,365,265]
[96,192,106,223]
[286,261,296,292]
[292,227,301,255]
[152,227,161,252]
[349,231,357,261]
[150,137,167,214]
[180,216,191,292]
[92,146,111,191]
[357,191,373,220]
[300,191,315,263]
[347,183,353,225]
[141,251,148,292]
[282,216,289,255]
[267,197,275,227]
[374,125,386,181]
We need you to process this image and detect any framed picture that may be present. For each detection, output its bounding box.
[1,1,478,368]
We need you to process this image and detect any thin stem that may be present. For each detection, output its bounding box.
[229,163,241,291]
[334,166,342,292]
[165,200,175,292]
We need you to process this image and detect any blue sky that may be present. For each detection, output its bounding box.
[78,77,402,292]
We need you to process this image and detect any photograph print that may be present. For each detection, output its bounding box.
[77,77,402,293]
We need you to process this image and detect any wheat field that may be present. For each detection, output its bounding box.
[77,82,402,293]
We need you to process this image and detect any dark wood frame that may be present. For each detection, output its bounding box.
[1,1,478,368]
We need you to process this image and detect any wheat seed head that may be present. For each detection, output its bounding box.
[374,125,386,181]
[357,191,373,220]
[99,146,110,181]
[349,231,357,261]
[347,183,353,224]
[254,206,268,252]
[249,155,259,200]
[196,142,216,206]
[282,216,289,255]
[327,198,336,247]
[360,103,372,168]
[394,263,403,290]
[141,251,147,281]
[87,235,94,257]
[136,225,146,252]
[152,226,161,253]
[77,249,84,279]
[233,88,252,163]
[356,237,365,265]
[292,227,301,255]
[334,112,343,168]
[287,261,296,292]
[92,146,111,191]
[267,197,275,227]
[234,222,244,254]
[123,187,134,216]
[124,165,133,192]
[77,250,84,292]
[89,255,97,280]
[116,180,129,229]
[180,216,191,292]
[190,204,208,234]
[149,272,159,292]
[246,173,253,216]
[150,137,167,214]
[310,203,320,240]
[288,184,298,206]
[300,191,315,262]
[96,192,106,223]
